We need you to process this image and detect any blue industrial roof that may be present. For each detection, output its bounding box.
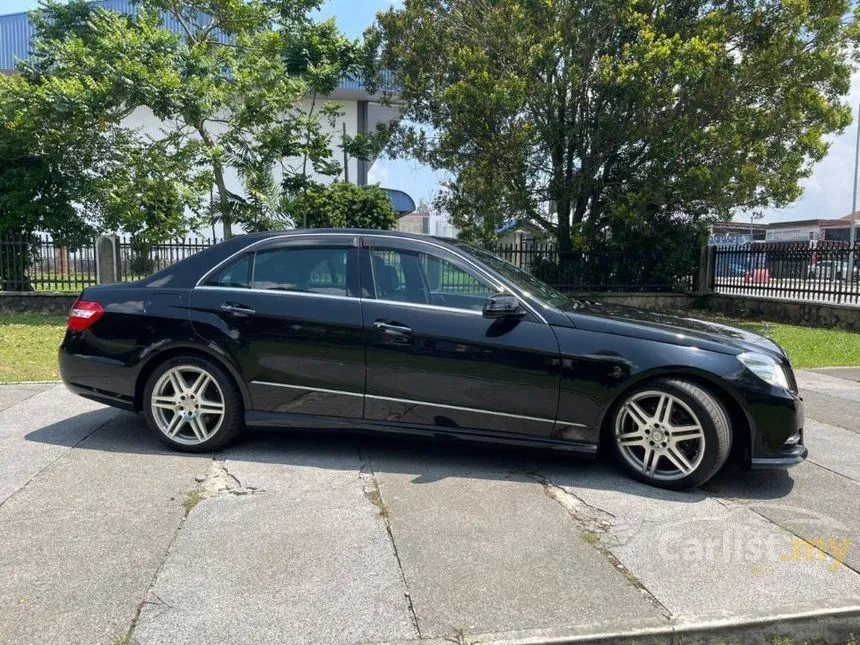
[0,2,392,92]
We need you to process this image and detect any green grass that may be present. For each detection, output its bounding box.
[0,313,67,383]
[680,310,860,368]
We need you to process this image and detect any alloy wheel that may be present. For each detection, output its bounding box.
[614,390,706,482]
[150,365,226,446]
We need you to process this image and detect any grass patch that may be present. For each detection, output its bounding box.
[680,310,860,369]
[0,313,67,383]
[182,488,205,513]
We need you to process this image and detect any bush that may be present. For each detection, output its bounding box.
[291,183,397,230]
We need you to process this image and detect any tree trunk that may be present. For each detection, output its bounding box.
[197,124,233,240]
[212,159,233,240]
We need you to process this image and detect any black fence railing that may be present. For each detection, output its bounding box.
[117,236,218,282]
[713,242,860,304]
[492,243,696,293]
[0,234,97,292]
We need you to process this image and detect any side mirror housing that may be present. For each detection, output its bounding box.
[483,293,526,319]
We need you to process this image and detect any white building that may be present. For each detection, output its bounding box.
[0,1,416,227]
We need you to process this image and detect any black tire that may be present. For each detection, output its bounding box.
[142,355,243,453]
[608,378,732,490]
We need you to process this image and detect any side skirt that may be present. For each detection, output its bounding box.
[244,410,599,456]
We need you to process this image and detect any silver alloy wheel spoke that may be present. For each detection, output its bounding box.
[625,401,650,428]
[151,365,225,446]
[615,390,706,482]
[152,395,176,410]
[166,413,185,437]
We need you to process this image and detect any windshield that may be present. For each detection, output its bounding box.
[454,243,582,310]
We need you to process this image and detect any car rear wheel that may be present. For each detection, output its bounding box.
[610,378,731,490]
[143,356,243,452]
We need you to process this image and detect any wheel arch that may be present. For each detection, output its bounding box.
[134,343,252,413]
[597,366,753,463]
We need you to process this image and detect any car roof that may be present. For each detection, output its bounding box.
[238,228,457,245]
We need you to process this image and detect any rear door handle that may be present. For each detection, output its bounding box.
[373,320,413,336]
[220,303,256,316]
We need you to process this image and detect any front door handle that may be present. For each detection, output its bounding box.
[373,320,413,336]
[220,303,256,317]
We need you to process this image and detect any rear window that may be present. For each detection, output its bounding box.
[251,246,351,297]
[203,254,251,289]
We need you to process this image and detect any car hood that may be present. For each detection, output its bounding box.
[565,302,786,359]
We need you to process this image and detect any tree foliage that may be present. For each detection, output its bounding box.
[291,182,397,230]
[374,0,860,254]
[1,0,375,242]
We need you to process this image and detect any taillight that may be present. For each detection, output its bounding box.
[68,300,105,332]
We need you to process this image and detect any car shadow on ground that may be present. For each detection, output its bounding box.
[24,409,796,502]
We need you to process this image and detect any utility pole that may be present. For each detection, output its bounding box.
[849,103,860,282]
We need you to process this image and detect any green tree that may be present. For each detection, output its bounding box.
[374,0,860,257]
[291,182,397,229]
[10,0,373,241]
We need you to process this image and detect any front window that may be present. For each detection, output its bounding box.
[370,247,495,311]
[455,243,581,309]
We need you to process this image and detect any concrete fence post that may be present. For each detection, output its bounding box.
[697,245,716,293]
[96,235,121,284]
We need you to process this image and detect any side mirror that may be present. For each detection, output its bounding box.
[483,293,525,319]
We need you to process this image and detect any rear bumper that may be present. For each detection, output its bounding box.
[59,348,137,411]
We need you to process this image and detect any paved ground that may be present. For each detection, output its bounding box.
[2,372,860,644]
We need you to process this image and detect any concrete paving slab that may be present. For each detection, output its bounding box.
[796,371,860,404]
[541,463,860,618]
[369,443,666,639]
[0,385,119,504]
[0,383,53,412]
[804,418,860,482]
[0,412,208,645]
[707,460,860,575]
[801,389,860,435]
[133,431,417,645]
[810,367,860,383]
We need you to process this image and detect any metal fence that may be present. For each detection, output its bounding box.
[0,234,97,292]
[712,242,860,305]
[117,236,217,282]
[0,234,218,292]
[493,243,696,293]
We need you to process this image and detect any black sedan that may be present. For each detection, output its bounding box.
[59,230,806,489]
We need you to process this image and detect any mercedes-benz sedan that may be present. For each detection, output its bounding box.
[59,230,806,489]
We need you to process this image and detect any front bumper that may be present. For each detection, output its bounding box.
[746,386,807,469]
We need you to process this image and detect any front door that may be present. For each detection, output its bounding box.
[360,237,561,437]
[190,234,365,418]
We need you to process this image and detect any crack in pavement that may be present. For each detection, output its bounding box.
[358,446,423,640]
[524,470,673,620]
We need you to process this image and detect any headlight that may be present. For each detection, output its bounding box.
[737,352,790,389]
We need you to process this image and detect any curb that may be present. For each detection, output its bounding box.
[0,380,62,386]
[374,602,860,645]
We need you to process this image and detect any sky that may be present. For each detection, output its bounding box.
[2,0,858,223]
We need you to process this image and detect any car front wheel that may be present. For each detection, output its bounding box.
[142,356,243,452]
[610,378,731,489]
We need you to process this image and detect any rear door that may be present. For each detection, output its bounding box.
[190,234,366,418]
[360,236,561,437]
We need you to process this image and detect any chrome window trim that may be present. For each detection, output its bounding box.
[250,381,586,428]
[195,285,357,302]
[194,232,548,324]
[363,298,484,316]
[195,285,483,315]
